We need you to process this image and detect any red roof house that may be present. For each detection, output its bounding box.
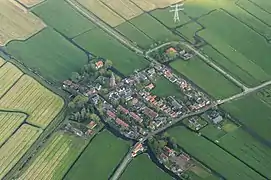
[95,61,104,69]
[107,110,116,119]
[88,121,97,129]
[118,105,129,114]
[116,118,129,128]
[130,112,143,123]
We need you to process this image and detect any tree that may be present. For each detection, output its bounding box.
[71,72,80,82]
[68,101,75,111]
[105,59,113,68]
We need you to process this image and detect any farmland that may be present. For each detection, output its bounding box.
[130,0,182,11]
[0,112,26,146]
[249,0,271,13]
[32,0,96,37]
[65,130,130,180]
[0,62,23,97]
[119,154,172,180]
[18,0,44,7]
[168,126,265,180]
[6,28,88,81]
[169,57,242,99]
[0,57,5,66]
[19,131,86,180]
[74,28,149,75]
[152,76,183,97]
[0,125,42,179]
[0,0,45,46]
[177,22,202,44]
[0,75,64,128]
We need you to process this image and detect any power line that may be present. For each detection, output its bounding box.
[170,3,184,23]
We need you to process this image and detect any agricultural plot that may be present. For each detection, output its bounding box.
[65,130,130,180]
[0,75,64,128]
[75,0,125,27]
[0,112,26,146]
[0,62,23,97]
[130,0,183,11]
[32,0,96,38]
[170,57,241,99]
[168,126,265,180]
[151,7,191,28]
[130,14,181,42]
[0,57,5,66]
[17,0,45,8]
[120,154,172,180]
[152,76,183,97]
[219,129,271,179]
[177,22,202,44]
[74,28,149,75]
[6,28,88,81]
[0,0,45,46]
[249,0,271,13]
[115,22,154,49]
[19,131,86,180]
[182,0,219,18]
[0,125,42,179]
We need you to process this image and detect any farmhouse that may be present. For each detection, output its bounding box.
[166,47,177,54]
[95,60,104,69]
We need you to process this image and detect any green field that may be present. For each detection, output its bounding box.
[177,22,202,44]
[119,154,172,180]
[115,22,154,49]
[219,129,271,179]
[6,28,88,81]
[151,7,191,28]
[130,14,181,42]
[65,130,130,180]
[152,76,183,97]
[33,0,95,37]
[168,126,265,180]
[170,57,241,99]
[182,0,217,18]
[74,28,149,75]
[249,0,271,13]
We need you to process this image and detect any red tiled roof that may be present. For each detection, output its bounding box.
[166,47,177,53]
[130,112,142,122]
[118,105,129,114]
[107,110,116,118]
[145,83,155,90]
[116,118,129,127]
[88,121,97,129]
[95,61,104,68]
[143,107,158,119]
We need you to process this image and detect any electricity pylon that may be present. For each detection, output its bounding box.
[170,3,184,23]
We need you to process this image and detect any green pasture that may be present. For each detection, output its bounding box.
[152,76,183,97]
[177,22,202,44]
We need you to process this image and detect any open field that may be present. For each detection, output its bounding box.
[177,22,202,44]
[130,0,182,11]
[222,87,271,141]
[151,7,191,28]
[130,14,181,42]
[0,57,5,66]
[168,126,265,180]
[65,130,130,180]
[33,0,95,37]
[120,154,172,180]
[0,62,23,97]
[0,75,64,128]
[6,28,88,81]
[0,0,45,46]
[198,10,271,85]
[74,28,149,75]
[170,57,242,99]
[115,22,154,49]
[0,124,42,179]
[17,0,44,8]
[249,0,271,13]
[219,129,271,179]
[75,0,125,27]
[18,131,86,180]
[0,112,26,146]
[152,76,183,97]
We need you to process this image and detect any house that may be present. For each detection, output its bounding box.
[179,153,190,162]
[116,118,129,128]
[164,146,175,157]
[130,112,143,123]
[164,70,173,78]
[118,105,129,114]
[212,115,223,124]
[145,83,155,90]
[132,143,144,157]
[88,121,97,129]
[160,153,169,162]
[85,88,96,96]
[107,110,116,119]
[166,47,177,54]
[147,68,156,77]
[143,107,158,119]
[95,60,104,69]
[63,80,73,86]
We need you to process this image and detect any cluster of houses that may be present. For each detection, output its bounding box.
[158,146,193,176]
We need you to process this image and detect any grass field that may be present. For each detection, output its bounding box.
[219,129,271,179]
[249,0,271,13]
[19,131,86,180]
[177,22,202,44]
[32,0,95,38]
[170,57,241,99]
[130,0,182,11]
[0,62,23,97]
[186,166,219,180]
[0,75,64,128]
[65,130,130,180]
[115,22,154,49]
[17,0,44,7]
[119,154,172,180]
[74,28,149,75]
[168,126,265,180]
[6,28,88,81]
[152,76,183,97]
[0,112,26,146]
[0,0,45,46]
[0,57,5,66]
[0,125,42,179]
[151,7,191,28]
[130,14,181,42]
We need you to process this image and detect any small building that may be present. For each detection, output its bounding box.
[118,105,129,114]
[95,60,104,69]
[132,143,144,157]
[130,112,143,123]
[107,110,116,119]
[63,80,73,86]
[116,118,129,128]
[212,115,223,124]
[164,146,175,157]
[145,83,155,90]
[166,47,177,54]
[88,121,97,129]
[143,107,158,119]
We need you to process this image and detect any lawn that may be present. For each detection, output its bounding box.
[177,22,202,44]
[168,126,265,180]
[169,57,241,99]
[151,7,191,28]
[115,22,154,49]
[32,0,95,38]
[64,130,130,180]
[119,154,172,180]
[130,14,181,42]
[74,28,149,75]
[152,76,183,97]
[6,28,88,82]
[219,129,271,179]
